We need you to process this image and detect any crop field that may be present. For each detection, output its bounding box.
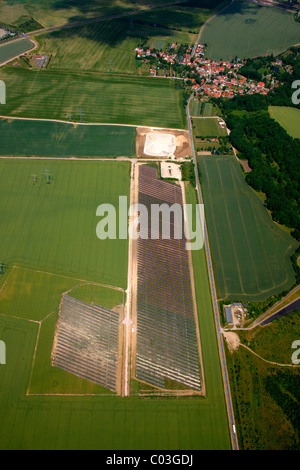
[0,119,136,158]
[202,1,300,60]
[52,295,120,393]
[0,0,176,28]
[134,165,203,392]
[0,38,35,63]
[269,106,300,139]
[193,117,227,137]
[197,155,298,301]
[190,100,216,117]
[136,0,227,35]
[0,159,130,287]
[0,67,186,128]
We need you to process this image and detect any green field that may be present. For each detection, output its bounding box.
[0,161,231,449]
[269,106,300,139]
[193,117,228,137]
[0,38,35,63]
[190,100,216,117]
[0,119,136,157]
[198,155,298,301]
[202,0,300,60]
[36,19,147,75]
[0,67,186,128]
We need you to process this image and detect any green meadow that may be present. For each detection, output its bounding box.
[35,18,195,75]
[226,311,300,449]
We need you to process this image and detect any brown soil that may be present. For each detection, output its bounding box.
[223,331,240,353]
[136,127,192,159]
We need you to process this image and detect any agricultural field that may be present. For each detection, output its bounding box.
[225,310,300,449]
[269,106,300,139]
[0,67,186,128]
[190,100,217,117]
[192,117,228,138]
[0,0,175,28]
[0,159,130,287]
[0,158,231,449]
[0,119,136,158]
[202,0,300,60]
[134,165,203,393]
[0,38,35,64]
[197,155,298,301]
[136,0,228,36]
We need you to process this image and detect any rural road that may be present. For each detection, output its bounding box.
[186,93,238,450]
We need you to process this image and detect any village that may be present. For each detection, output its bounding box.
[135,42,276,99]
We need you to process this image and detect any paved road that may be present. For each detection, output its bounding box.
[186,93,238,450]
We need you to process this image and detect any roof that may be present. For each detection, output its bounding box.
[225,307,233,324]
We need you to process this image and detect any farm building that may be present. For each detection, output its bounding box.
[225,306,233,324]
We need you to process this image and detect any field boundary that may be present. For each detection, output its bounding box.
[0,115,186,132]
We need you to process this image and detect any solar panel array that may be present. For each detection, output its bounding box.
[52,295,119,392]
[135,165,202,391]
